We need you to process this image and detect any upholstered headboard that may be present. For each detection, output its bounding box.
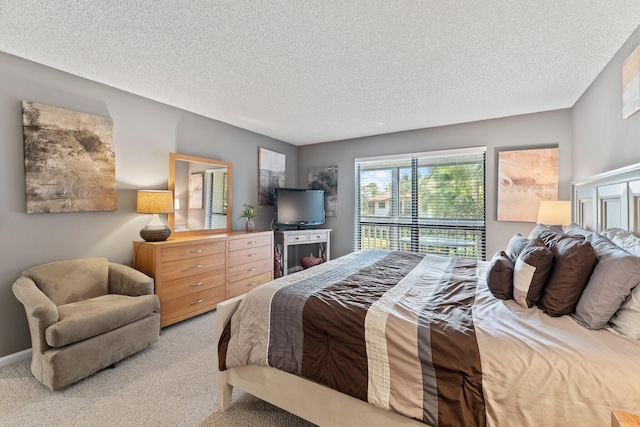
[572,162,640,235]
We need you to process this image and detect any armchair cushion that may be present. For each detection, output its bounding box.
[22,258,110,306]
[46,294,160,347]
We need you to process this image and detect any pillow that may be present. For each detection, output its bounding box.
[486,251,515,300]
[564,222,593,239]
[528,223,551,240]
[609,284,640,339]
[572,234,640,329]
[602,228,640,258]
[505,234,529,263]
[513,238,554,309]
[538,231,596,317]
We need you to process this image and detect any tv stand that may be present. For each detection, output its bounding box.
[274,229,331,276]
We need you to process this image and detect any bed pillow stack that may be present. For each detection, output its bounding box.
[488,225,597,315]
[492,223,640,339]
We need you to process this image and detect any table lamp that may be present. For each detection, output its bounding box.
[137,190,174,241]
[537,200,571,227]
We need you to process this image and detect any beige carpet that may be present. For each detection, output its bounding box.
[0,310,315,427]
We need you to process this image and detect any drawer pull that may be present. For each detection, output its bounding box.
[247,240,257,245]
[248,253,257,257]
[190,264,204,269]
[248,267,256,272]
[190,298,204,305]
[190,249,204,253]
[248,282,257,287]
[190,281,204,287]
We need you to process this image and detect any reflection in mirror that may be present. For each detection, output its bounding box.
[169,153,232,235]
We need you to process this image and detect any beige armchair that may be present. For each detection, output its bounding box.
[13,257,160,391]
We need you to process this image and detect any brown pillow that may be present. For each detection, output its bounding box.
[513,238,554,308]
[538,230,596,317]
[486,251,514,300]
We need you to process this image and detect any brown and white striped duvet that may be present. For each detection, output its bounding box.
[219,250,640,427]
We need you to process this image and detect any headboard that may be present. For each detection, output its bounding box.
[572,162,640,235]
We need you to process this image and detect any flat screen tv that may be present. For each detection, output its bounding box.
[274,188,325,229]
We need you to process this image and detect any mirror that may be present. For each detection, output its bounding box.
[169,153,232,235]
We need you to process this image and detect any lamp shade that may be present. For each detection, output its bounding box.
[137,190,174,214]
[537,200,571,226]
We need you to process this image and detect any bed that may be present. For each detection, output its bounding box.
[216,163,640,427]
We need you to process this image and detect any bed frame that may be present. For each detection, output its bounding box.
[217,162,640,426]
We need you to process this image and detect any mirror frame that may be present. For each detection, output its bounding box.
[169,152,233,236]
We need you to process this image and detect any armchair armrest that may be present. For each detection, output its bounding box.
[12,276,58,354]
[108,263,155,296]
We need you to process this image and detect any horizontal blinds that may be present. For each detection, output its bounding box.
[355,147,486,260]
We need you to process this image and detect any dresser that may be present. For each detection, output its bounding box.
[133,230,273,328]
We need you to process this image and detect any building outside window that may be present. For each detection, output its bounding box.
[354,147,486,260]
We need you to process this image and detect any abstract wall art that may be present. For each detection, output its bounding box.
[497,147,559,222]
[22,101,116,214]
[308,165,338,217]
[258,147,285,205]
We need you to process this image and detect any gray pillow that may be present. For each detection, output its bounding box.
[609,284,640,339]
[601,228,640,258]
[572,234,640,329]
[527,223,551,240]
[505,234,529,263]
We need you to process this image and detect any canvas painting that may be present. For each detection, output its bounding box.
[258,148,285,205]
[189,172,204,209]
[308,166,338,217]
[497,147,559,222]
[623,44,640,119]
[22,101,116,213]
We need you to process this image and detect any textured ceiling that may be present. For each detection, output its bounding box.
[1,1,639,145]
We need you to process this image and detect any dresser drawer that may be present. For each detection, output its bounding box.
[283,233,309,244]
[308,231,328,241]
[226,271,272,299]
[160,270,225,300]
[228,244,272,267]
[228,234,272,252]
[161,286,225,324]
[161,241,225,263]
[228,258,272,283]
[160,255,225,282]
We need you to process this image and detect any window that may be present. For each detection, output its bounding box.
[355,147,486,260]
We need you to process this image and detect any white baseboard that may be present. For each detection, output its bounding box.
[0,348,32,368]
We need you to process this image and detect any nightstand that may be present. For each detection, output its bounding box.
[612,409,640,427]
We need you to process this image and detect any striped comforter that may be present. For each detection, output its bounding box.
[219,250,485,426]
[218,250,640,427]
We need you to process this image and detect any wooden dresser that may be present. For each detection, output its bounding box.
[133,230,273,328]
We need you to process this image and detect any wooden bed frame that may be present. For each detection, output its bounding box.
[217,162,640,426]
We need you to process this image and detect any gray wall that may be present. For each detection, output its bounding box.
[298,110,573,260]
[572,25,640,178]
[0,52,297,358]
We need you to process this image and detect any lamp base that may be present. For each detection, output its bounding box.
[140,224,171,242]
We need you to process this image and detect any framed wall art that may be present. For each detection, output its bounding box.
[22,101,116,214]
[623,44,640,119]
[497,147,559,222]
[258,147,285,205]
[308,165,338,217]
[189,172,204,209]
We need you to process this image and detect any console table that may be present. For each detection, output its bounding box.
[274,229,331,276]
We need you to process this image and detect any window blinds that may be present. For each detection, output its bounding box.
[354,146,486,260]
